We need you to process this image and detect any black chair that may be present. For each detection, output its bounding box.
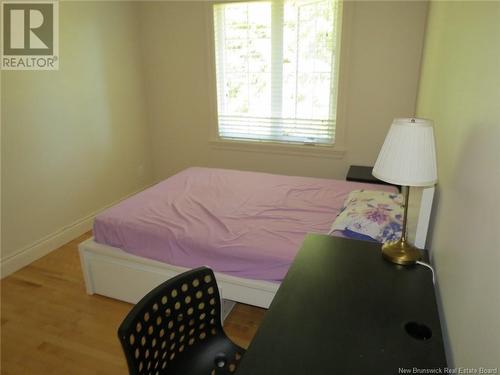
[118,267,245,375]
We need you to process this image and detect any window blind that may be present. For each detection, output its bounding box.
[213,0,341,145]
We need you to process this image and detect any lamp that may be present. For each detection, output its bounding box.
[373,118,437,265]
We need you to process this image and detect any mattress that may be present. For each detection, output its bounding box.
[94,167,395,282]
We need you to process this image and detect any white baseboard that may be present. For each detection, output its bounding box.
[0,184,154,279]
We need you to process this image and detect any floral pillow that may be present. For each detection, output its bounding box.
[330,190,403,243]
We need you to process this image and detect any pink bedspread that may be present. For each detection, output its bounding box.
[94,167,394,282]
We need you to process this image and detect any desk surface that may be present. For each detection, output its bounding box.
[236,235,446,374]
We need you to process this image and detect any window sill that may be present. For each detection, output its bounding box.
[209,139,346,159]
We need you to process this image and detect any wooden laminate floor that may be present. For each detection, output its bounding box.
[0,232,267,374]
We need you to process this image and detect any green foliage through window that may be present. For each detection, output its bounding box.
[214,0,341,144]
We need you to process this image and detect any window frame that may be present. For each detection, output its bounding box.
[205,0,349,158]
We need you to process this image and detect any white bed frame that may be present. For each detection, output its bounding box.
[79,186,434,309]
[79,239,279,308]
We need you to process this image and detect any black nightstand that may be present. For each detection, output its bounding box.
[346,165,400,190]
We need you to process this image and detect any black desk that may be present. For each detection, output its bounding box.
[236,235,446,374]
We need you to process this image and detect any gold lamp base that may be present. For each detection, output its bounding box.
[381,238,421,266]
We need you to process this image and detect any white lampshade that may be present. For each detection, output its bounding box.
[373,118,437,187]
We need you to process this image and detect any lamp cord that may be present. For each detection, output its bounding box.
[416,260,435,284]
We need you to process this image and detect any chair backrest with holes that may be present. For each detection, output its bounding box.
[118,267,223,375]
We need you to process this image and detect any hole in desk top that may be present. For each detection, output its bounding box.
[404,321,432,341]
[214,352,227,368]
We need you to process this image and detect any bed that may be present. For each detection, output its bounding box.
[79,167,434,308]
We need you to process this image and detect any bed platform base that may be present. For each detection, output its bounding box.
[79,238,279,309]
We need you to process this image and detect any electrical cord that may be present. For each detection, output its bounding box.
[416,260,435,284]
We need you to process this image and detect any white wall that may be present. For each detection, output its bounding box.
[138,0,428,181]
[416,1,500,366]
[1,2,153,275]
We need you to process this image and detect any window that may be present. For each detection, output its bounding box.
[213,0,342,145]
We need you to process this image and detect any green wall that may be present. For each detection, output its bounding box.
[417,1,500,367]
